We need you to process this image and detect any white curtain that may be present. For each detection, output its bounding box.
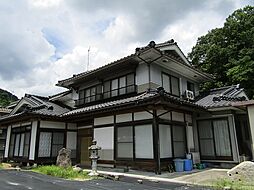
[213,120,231,157]
[159,124,172,158]
[198,120,215,157]
[135,124,153,159]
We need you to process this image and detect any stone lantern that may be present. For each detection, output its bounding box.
[88,140,101,176]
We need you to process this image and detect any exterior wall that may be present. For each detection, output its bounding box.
[136,62,199,96]
[40,121,65,129]
[94,116,114,126]
[29,121,38,160]
[247,105,254,159]
[4,125,11,158]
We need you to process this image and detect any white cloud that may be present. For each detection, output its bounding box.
[0,0,252,98]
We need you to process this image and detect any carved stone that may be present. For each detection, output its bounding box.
[56,148,72,168]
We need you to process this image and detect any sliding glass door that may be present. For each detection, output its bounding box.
[198,118,232,160]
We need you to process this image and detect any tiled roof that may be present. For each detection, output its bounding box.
[195,85,248,109]
[57,40,213,88]
[63,88,204,117]
[0,108,12,113]
[57,54,136,87]
[0,94,70,122]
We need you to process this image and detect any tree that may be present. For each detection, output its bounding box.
[188,6,254,98]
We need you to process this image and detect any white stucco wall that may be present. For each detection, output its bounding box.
[157,110,171,120]
[134,111,153,121]
[4,125,11,158]
[150,64,162,86]
[94,116,114,126]
[29,121,38,160]
[40,121,65,129]
[116,113,132,123]
[67,123,77,130]
[136,63,149,86]
[172,111,184,122]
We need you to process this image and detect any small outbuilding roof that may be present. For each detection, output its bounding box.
[195,85,248,109]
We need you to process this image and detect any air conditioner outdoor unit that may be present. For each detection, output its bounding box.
[185,90,194,100]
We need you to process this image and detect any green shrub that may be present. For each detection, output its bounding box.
[215,178,254,190]
[32,165,89,179]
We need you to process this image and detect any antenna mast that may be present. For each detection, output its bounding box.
[87,46,90,71]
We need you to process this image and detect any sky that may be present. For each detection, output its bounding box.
[0,0,253,98]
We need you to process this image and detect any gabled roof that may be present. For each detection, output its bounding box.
[0,94,70,123]
[56,40,213,88]
[195,85,248,109]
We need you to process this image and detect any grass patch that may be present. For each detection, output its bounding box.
[214,178,254,190]
[0,163,3,169]
[32,165,90,180]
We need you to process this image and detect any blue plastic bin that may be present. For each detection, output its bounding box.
[173,159,184,172]
[184,159,193,171]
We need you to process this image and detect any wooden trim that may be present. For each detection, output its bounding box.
[35,120,40,162]
[152,109,161,174]
[64,123,67,148]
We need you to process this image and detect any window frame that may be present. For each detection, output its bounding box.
[9,125,31,159]
[38,130,65,158]
[161,72,180,97]
[78,84,103,104]
[103,73,136,99]
[187,81,195,96]
[197,118,233,160]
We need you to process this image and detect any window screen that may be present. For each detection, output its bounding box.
[38,132,52,157]
[135,125,153,159]
[117,126,133,158]
[171,76,180,96]
[172,125,186,158]
[162,74,171,93]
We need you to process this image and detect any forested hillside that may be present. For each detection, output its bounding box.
[0,88,18,107]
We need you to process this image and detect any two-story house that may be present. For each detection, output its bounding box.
[0,40,252,174]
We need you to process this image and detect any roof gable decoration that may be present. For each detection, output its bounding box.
[10,98,35,115]
[155,39,190,65]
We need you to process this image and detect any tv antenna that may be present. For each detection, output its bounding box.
[87,46,90,71]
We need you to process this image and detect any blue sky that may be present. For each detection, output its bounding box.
[0,0,252,98]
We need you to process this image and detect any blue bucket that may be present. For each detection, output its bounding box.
[173,159,184,172]
[184,159,193,171]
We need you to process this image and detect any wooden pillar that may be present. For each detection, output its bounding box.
[153,109,161,174]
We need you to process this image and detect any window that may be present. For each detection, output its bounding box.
[38,131,64,158]
[198,119,232,159]
[162,73,180,96]
[117,126,133,158]
[116,124,153,159]
[9,126,31,158]
[172,125,186,158]
[187,81,195,92]
[135,124,153,159]
[78,84,102,105]
[159,124,172,158]
[103,73,135,99]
